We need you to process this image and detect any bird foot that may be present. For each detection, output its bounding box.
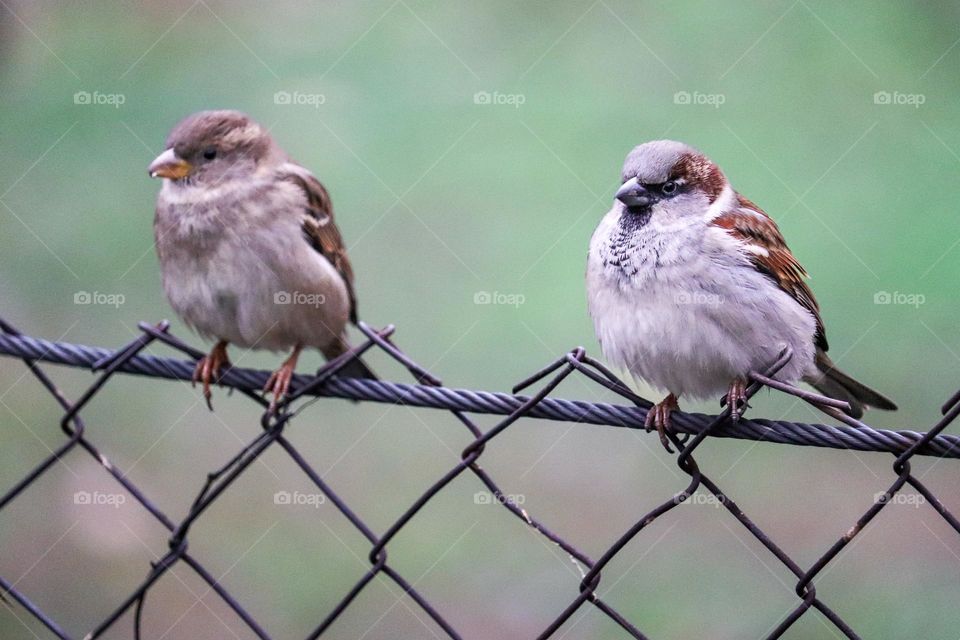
[192,341,230,411]
[721,377,749,422]
[263,346,302,412]
[644,393,679,453]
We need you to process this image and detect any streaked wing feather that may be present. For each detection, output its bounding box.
[280,168,358,324]
[714,194,827,351]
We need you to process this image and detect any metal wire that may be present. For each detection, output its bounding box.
[0,314,958,639]
[0,327,954,458]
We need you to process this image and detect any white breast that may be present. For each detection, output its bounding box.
[586,205,816,400]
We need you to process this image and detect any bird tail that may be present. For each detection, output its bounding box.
[336,357,377,380]
[322,336,377,380]
[805,350,897,419]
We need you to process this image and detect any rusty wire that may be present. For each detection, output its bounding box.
[0,314,958,639]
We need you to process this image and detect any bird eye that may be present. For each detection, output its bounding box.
[662,181,677,195]
[202,147,217,160]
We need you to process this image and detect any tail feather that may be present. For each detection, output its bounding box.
[334,356,377,380]
[322,335,377,380]
[806,350,896,419]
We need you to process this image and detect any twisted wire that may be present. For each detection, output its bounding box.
[0,330,954,458]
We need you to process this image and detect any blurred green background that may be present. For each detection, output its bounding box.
[1,1,959,638]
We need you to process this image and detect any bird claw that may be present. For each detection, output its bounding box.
[263,346,302,413]
[192,342,230,411]
[263,365,295,413]
[721,378,749,422]
[644,394,679,453]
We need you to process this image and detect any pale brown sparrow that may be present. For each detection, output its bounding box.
[587,140,896,450]
[149,110,375,410]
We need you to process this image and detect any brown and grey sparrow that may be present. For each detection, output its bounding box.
[149,110,374,410]
[587,140,896,449]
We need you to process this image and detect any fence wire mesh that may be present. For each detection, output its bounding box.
[0,314,958,640]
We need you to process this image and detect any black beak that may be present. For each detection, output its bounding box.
[615,177,656,209]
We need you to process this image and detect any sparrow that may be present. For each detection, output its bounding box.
[586,140,896,450]
[149,110,375,410]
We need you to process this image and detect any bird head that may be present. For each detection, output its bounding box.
[148,110,275,186]
[614,140,728,223]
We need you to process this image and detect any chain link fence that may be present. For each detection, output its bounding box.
[0,314,958,639]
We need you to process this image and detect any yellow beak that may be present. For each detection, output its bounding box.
[148,148,193,180]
